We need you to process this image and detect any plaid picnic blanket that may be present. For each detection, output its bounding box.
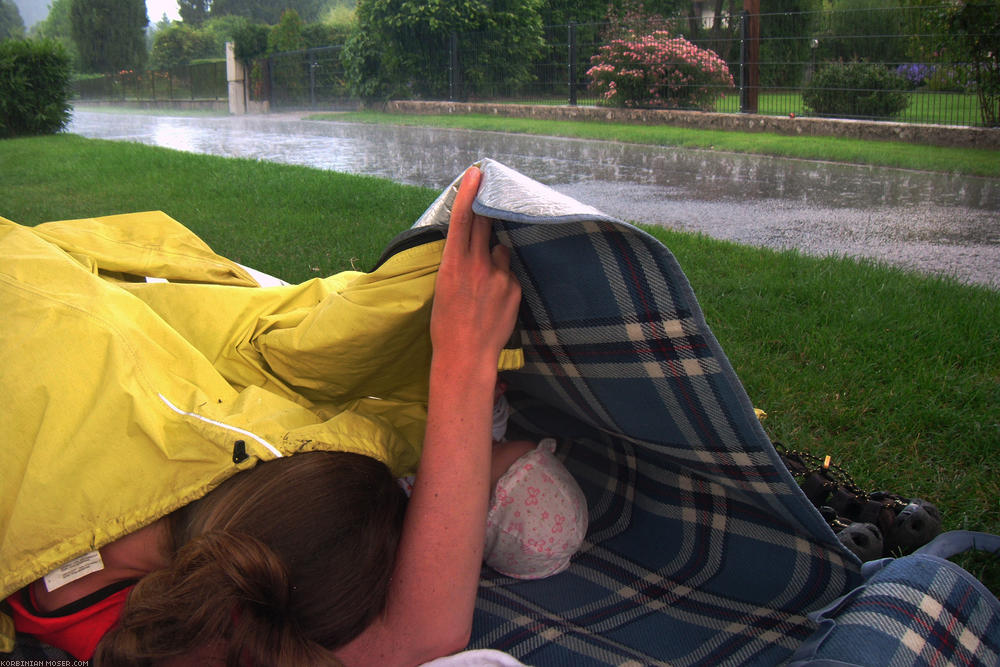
[787,532,1000,667]
[411,159,998,666]
[8,160,997,666]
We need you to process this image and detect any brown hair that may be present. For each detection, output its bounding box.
[93,451,407,667]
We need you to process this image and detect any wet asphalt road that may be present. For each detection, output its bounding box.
[67,110,999,289]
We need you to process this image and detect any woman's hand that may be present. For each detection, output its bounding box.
[430,166,521,372]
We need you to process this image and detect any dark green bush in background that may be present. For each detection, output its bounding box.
[0,38,72,138]
[803,62,908,120]
[940,1,999,127]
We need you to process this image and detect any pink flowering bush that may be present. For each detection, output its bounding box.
[587,30,734,110]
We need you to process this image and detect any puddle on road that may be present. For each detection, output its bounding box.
[67,111,999,288]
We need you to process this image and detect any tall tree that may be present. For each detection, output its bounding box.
[29,0,79,67]
[758,0,821,87]
[345,0,545,101]
[70,0,148,72]
[538,0,608,26]
[820,0,907,65]
[0,0,25,40]
[268,9,305,52]
[940,1,1000,127]
[210,0,322,24]
[179,0,211,26]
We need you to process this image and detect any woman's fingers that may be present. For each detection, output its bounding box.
[433,164,520,357]
[446,166,482,256]
[446,166,496,268]
[491,243,511,272]
[469,213,492,260]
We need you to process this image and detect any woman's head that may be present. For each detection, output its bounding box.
[95,451,407,666]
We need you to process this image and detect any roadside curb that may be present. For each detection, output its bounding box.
[385,100,1000,151]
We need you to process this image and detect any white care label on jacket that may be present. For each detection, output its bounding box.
[43,550,105,591]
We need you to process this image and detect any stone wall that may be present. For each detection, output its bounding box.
[385,100,1000,151]
[75,99,228,112]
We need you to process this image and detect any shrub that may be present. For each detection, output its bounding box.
[302,21,351,48]
[924,65,968,93]
[895,63,934,89]
[0,38,72,138]
[818,0,908,66]
[268,9,305,54]
[340,30,383,102]
[802,62,908,120]
[200,15,253,53]
[232,22,269,63]
[150,23,219,69]
[587,30,734,110]
[940,0,999,127]
[344,0,544,103]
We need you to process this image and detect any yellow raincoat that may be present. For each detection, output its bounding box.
[0,211,456,650]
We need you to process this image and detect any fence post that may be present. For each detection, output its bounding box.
[449,32,459,102]
[568,22,577,106]
[739,11,746,112]
[268,56,275,108]
[226,43,246,112]
[739,1,759,114]
[309,48,317,108]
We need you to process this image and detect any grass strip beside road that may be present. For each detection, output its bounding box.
[310,110,1000,178]
[3,134,998,588]
[1,134,433,281]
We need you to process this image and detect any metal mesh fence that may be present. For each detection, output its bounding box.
[418,6,991,127]
[73,61,227,103]
[74,5,997,127]
[262,46,352,109]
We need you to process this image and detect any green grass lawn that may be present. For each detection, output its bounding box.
[310,110,1000,178]
[712,90,985,127]
[357,89,983,127]
[3,134,997,588]
[1,134,432,280]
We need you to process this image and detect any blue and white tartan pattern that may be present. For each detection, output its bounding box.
[469,217,867,665]
[789,554,1000,666]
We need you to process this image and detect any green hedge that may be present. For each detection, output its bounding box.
[0,39,71,138]
[803,62,908,120]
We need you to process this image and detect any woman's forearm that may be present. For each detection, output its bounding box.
[336,359,498,667]
[336,166,521,666]
[386,353,496,656]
